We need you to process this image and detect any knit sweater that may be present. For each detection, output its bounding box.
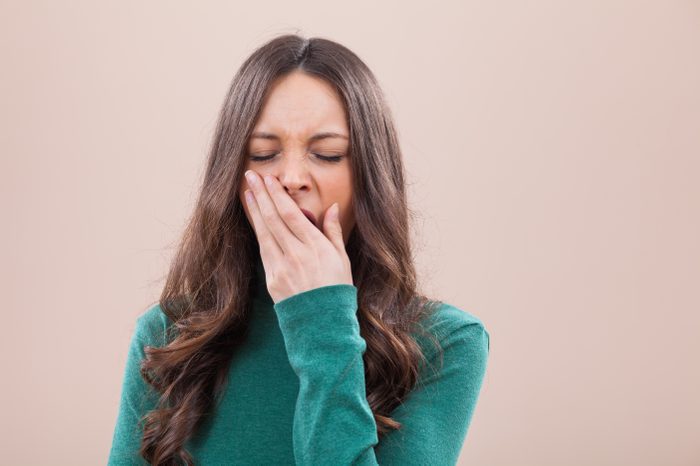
[107,256,490,465]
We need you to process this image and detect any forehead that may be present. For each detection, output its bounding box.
[251,71,349,138]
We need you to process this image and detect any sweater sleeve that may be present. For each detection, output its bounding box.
[273,284,490,466]
[107,306,168,466]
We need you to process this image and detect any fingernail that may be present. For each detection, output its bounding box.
[245,170,256,185]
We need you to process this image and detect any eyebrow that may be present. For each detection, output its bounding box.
[250,131,349,142]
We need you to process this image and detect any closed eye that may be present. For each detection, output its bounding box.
[248,153,343,163]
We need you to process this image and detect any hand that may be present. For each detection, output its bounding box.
[243,169,354,303]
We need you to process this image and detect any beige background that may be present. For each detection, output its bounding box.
[2,1,698,465]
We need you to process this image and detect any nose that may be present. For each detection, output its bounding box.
[274,151,311,196]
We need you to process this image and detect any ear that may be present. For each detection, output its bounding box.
[323,202,344,252]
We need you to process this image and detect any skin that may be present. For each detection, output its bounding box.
[238,70,356,302]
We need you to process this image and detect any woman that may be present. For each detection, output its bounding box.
[108,33,490,466]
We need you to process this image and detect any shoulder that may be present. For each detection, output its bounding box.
[414,301,491,369]
[133,302,174,348]
[421,301,488,337]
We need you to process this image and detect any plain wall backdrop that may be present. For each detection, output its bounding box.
[1,1,698,465]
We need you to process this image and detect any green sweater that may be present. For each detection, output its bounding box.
[108,257,490,465]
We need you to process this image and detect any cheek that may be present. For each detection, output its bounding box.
[323,169,352,197]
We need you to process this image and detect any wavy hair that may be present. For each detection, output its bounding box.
[138,33,444,465]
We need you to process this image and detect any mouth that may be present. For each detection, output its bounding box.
[300,208,319,228]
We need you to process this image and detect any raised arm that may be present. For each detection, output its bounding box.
[273,284,490,466]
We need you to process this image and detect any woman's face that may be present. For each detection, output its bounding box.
[238,70,355,245]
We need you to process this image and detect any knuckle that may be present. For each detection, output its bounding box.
[280,208,295,222]
[286,249,300,263]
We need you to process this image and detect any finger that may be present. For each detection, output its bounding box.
[323,202,346,253]
[263,174,326,244]
[245,170,302,255]
[244,187,283,266]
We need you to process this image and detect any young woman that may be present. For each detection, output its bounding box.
[108,34,490,466]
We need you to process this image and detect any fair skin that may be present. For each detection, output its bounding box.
[238,70,356,303]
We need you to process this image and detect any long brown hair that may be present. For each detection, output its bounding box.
[138,33,444,465]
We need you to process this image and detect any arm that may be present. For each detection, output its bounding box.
[374,309,490,465]
[273,284,490,466]
[107,308,166,466]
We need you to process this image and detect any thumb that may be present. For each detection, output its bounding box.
[323,202,344,251]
